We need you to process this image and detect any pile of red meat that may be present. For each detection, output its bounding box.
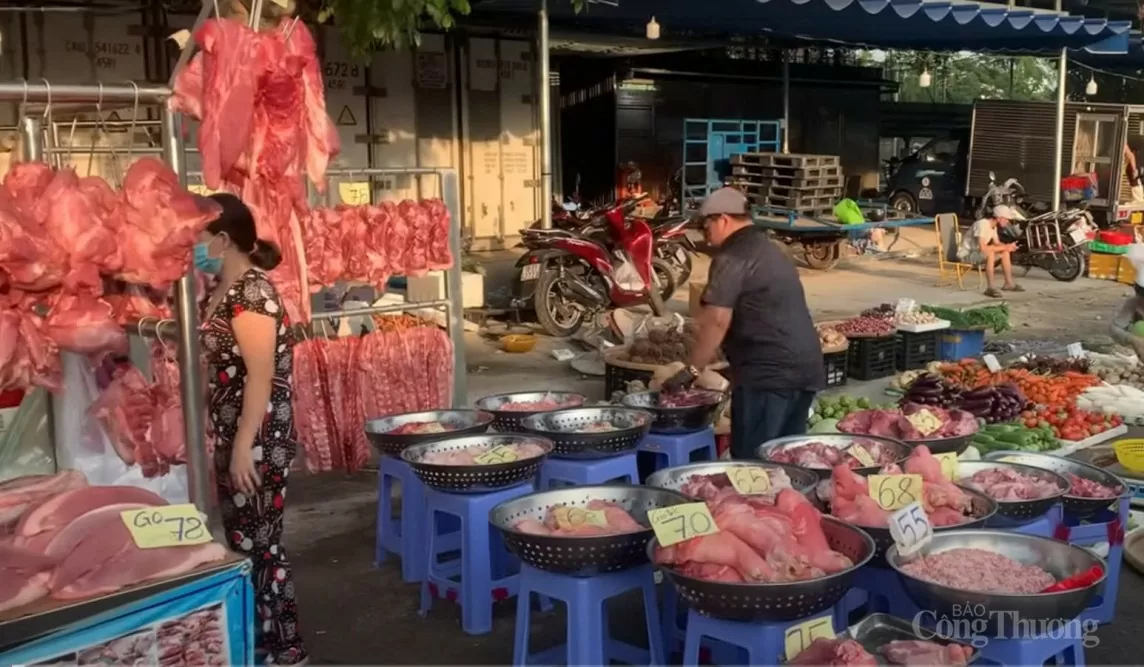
[679,469,794,502]
[0,160,222,392]
[171,17,340,322]
[659,389,721,408]
[499,395,584,411]
[899,547,1056,593]
[1068,473,1121,499]
[514,501,644,536]
[293,326,454,473]
[838,404,978,441]
[302,200,453,287]
[960,466,1063,501]
[0,471,227,614]
[769,439,900,470]
[654,488,854,583]
[89,347,199,479]
[830,445,976,528]
[789,638,973,666]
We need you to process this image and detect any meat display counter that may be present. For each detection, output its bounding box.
[0,556,253,665]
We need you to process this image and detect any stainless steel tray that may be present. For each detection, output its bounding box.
[845,613,980,665]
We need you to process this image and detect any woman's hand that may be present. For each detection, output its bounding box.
[230,447,261,497]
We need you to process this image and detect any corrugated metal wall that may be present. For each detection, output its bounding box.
[967,100,1076,202]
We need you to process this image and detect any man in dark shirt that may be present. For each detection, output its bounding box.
[665,187,825,459]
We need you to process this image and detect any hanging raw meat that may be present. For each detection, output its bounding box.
[423,198,454,270]
[399,200,431,276]
[43,295,128,356]
[0,296,61,393]
[42,169,123,294]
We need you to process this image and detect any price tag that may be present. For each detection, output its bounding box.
[867,474,924,511]
[338,181,371,206]
[982,354,1002,372]
[473,446,519,465]
[895,298,917,315]
[889,501,933,556]
[847,444,876,467]
[935,452,959,481]
[647,502,719,547]
[727,467,772,495]
[187,184,215,196]
[168,29,192,49]
[121,505,212,549]
[551,507,608,530]
[998,455,1024,463]
[1066,343,1084,358]
[783,614,835,660]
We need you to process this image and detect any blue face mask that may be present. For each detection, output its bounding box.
[194,240,223,274]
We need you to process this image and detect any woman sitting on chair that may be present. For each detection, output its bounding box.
[956,204,1025,298]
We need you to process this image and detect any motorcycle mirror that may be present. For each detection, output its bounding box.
[562,202,579,212]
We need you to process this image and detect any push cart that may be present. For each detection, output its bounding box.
[752,205,934,270]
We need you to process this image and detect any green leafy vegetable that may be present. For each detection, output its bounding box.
[921,304,1010,333]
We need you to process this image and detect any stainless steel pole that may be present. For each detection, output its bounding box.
[1053,47,1066,211]
[161,107,210,513]
[443,171,468,405]
[20,116,42,160]
[781,59,790,154]
[538,0,553,229]
[0,82,170,104]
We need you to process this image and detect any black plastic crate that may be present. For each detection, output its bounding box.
[846,335,898,381]
[895,330,940,371]
[824,350,848,388]
[604,359,654,399]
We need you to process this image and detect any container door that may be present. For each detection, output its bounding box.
[1072,113,1119,208]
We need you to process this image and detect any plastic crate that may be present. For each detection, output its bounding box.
[895,330,940,371]
[604,359,654,399]
[1090,241,1129,255]
[846,336,898,381]
[938,329,985,361]
[824,350,848,388]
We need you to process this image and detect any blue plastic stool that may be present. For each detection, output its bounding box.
[513,564,664,666]
[419,483,534,635]
[377,456,462,583]
[1057,495,1130,626]
[638,428,716,473]
[681,603,847,666]
[538,453,639,489]
[852,563,919,618]
[996,503,1063,537]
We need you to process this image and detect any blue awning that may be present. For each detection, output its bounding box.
[1072,31,1144,68]
[475,0,1131,55]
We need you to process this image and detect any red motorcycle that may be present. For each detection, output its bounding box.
[515,196,674,337]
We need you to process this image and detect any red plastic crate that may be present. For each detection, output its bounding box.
[1098,230,1133,246]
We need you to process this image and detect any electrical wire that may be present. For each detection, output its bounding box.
[1070,59,1144,85]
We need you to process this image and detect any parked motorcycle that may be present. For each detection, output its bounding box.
[514,196,675,337]
[651,215,697,285]
[978,172,1093,282]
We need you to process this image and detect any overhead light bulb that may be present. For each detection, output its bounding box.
[918,70,932,88]
[646,16,660,40]
[1086,76,1098,96]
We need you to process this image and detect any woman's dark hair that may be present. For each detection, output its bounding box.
[206,193,282,271]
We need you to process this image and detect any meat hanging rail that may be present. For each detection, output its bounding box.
[8,81,212,516]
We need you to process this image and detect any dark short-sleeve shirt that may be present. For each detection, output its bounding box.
[702,227,825,391]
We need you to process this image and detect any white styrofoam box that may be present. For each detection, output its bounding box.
[406,271,484,308]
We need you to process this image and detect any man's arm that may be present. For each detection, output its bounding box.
[687,254,745,370]
[687,304,733,370]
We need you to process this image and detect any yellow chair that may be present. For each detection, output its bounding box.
[934,213,983,290]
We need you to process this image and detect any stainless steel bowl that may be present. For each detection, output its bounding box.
[650,516,876,622]
[474,391,588,432]
[756,434,912,480]
[489,484,690,576]
[401,434,553,493]
[956,461,1070,526]
[620,390,726,434]
[364,409,494,457]
[518,406,653,459]
[645,461,818,499]
[981,450,1128,519]
[887,529,1107,635]
[905,433,975,456]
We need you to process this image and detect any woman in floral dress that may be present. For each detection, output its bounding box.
[196,193,308,665]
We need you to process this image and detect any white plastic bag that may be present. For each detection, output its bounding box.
[612,252,647,292]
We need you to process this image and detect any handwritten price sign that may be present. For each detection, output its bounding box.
[935,452,959,481]
[783,615,835,660]
[338,181,371,206]
[847,444,876,467]
[473,446,520,465]
[889,501,933,556]
[647,503,719,547]
[552,506,608,530]
[121,504,211,549]
[868,474,924,511]
[727,467,771,495]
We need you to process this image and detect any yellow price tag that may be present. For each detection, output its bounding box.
[868,474,924,511]
[120,504,212,550]
[551,507,608,530]
[339,181,371,206]
[847,445,876,467]
[647,502,719,547]
[998,456,1024,464]
[187,184,215,196]
[473,445,519,465]
[727,467,772,495]
[783,614,835,660]
[935,452,959,481]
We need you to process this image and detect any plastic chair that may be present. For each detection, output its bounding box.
[934,213,983,290]
[513,564,664,666]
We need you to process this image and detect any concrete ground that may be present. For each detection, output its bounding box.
[285,250,1143,664]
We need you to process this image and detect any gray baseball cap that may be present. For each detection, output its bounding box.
[698,187,749,217]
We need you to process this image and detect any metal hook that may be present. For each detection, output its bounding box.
[85,82,105,177]
[40,78,51,119]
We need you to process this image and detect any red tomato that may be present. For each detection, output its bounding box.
[1112,415,1124,426]
[1025,419,1039,428]
[1087,413,1103,425]
[1090,424,1104,435]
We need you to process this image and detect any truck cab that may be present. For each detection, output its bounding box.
[883,130,970,217]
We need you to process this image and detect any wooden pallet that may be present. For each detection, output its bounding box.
[730,167,843,188]
[729,181,843,198]
[731,152,840,169]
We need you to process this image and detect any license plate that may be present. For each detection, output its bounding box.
[1069,228,1088,243]
[520,263,541,281]
[674,247,687,263]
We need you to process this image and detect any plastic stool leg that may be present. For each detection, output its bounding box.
[418,505,437,618]
[681,618,703,667]
[620,457,640,484]
[1066,640,1086,667]
[512,586,532,666]
[460,514,494,635]
[641,579,666,666]
[568,593,606,667]
[661,586,681,656]
[701,442,716,461]
[399,478,426,582]
[374,467,390,566]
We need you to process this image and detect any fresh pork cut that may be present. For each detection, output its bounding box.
[788,638,877,666]
[514,501,645,537]
[0,470,87,534]
[15,485,166,553]
[898,547,1055,594]
[960,466,1062,501]
[0,542,58,612]
[882,639,974,666]
[830,446,973,528]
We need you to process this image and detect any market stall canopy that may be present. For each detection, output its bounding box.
[474,0,1131,54]
[1072,30,1144,68]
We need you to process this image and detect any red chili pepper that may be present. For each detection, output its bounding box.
[1041,565,1104,593]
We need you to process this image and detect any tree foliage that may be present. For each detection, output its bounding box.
[857,51,1057,103]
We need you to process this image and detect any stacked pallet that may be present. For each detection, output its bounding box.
[728,152,843,215]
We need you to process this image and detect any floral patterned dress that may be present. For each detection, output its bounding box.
[201,268,307,664]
